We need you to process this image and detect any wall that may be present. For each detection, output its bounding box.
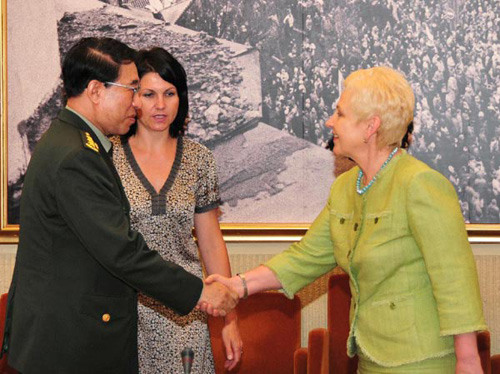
[1,241,499,354]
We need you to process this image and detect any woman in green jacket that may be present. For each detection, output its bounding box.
[205,66,487,373]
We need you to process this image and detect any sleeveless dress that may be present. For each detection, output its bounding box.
[111,135,220,373]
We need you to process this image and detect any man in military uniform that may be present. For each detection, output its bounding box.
[2,37,237,373]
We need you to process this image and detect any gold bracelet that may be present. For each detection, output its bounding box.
[236,273,248,299]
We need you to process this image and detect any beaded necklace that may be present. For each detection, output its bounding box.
[356,147,399,195]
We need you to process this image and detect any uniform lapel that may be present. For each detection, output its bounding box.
[57,109,131,213]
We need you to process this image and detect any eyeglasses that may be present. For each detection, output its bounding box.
[104,81,140,94]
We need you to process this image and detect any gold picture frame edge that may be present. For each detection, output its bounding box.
[1,0,499,245]
[0,0,11,243]
[3,224,500,244]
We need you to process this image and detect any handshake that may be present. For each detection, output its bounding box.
[196,274,245,317]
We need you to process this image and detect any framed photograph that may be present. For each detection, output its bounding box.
[1,0,499,243]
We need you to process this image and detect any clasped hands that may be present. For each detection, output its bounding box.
[196,274,244,317]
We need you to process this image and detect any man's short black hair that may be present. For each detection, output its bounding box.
[62,37,137,98]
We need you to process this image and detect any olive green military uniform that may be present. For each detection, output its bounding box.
[2,109,203,373]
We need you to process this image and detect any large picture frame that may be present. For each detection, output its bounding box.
[1,0,499,243]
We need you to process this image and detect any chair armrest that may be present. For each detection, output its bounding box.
[0,293,18,374]
[492,354,500,374]
[477,331,490,374]
[307,328,329,374]
[294,348,308,374]
[294,328,329,374]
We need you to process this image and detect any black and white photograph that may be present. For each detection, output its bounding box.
[2,0,500,230]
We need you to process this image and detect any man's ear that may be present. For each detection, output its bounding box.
[86,80,104,104]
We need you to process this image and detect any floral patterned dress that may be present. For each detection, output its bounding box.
[112,135,220,373]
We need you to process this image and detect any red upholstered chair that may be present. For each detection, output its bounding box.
[0,293,18,374]
[327,272,358,374]
[209,292,301,374]
[294,328,329,374]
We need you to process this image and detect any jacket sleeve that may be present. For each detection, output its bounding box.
[266,186,337,298]
[407,169,487,335]
[54,147,203,315]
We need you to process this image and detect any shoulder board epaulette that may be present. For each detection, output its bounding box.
[80,131,99,153]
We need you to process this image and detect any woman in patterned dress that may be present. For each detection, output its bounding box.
[112,47,242,373]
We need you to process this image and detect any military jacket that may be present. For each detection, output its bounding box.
[3,109,203,373]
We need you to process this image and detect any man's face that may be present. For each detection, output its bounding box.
[97,63,140,136]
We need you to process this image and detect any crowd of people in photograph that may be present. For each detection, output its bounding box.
[179,0,499,222]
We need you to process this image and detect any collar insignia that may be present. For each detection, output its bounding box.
[84,132,99,153]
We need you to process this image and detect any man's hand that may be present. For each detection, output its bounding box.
[197,281,238,317]
[205,274,245,299]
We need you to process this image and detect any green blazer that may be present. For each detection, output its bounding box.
[3,109,203,374]
[267,151,487,367]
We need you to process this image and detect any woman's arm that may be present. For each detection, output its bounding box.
[407,169,487,335]
[194,209,231,278]
[206,265,283,299]
[454,332,482,374]
[194,209,242,370]
[205,190,336,298]
[406,169,486,372]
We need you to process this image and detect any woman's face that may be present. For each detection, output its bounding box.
[136,72,179,133]
[325,89,364,158]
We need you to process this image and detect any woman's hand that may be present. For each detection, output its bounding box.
[221,312,243,371]
[206,266,283,299]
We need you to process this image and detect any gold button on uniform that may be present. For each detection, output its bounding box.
[102,313,111,323]
[390,302,396,310]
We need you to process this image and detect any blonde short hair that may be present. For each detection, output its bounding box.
[344,66,414,148]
